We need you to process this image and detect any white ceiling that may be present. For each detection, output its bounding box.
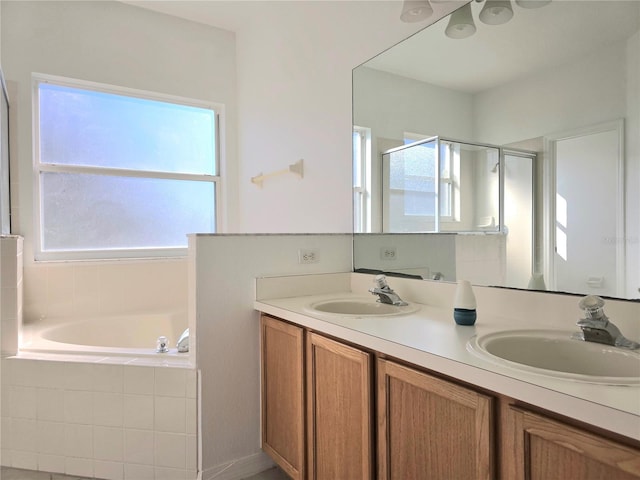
[364,1,640,93]
[120,0,640,94]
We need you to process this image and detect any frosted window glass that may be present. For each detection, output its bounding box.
[41,172,215,251]
[388,141,437,217]
[39,83,216,175]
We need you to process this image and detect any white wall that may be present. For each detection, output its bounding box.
[191,234,352,479]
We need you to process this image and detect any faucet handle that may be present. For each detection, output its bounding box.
[578,295,608,321]
[374,274,389,289]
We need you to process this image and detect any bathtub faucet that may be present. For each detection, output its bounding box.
[177,328,189,353]
[156,336,170,353]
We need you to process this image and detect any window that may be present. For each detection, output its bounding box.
[353,126,371,233]
[403,133,457,221]
[34,75,220,260]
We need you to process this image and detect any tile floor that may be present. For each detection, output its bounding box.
[0,466,289,480]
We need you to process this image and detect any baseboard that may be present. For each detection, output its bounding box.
[202,452,275,480]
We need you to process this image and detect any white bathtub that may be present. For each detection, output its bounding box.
[19,313,191,366]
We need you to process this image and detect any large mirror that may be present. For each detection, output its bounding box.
[353,0,640,300]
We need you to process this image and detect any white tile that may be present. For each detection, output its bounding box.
[94,460,125,480]
[92,364,124,393]
[10,450,38,470]
[1,449,12,467]
[123,394,154,430]
[93,392,123,427]
[37,453,66,474]
[37,387,64,422]
[64,424,93,458]
[185,370,197,399]
[9,360,40,387]
[35,361,67,389]
[1,286,18,319]
[154,368,186,397]
[64,390,93,424]
[154,432,185,469]
[9,386,36,419]
[36,421,65,455]
[1,417,12,450]
[46,267,76,318]
[123,366,154,395]
[186,398,197,435]
[94,426,124,462]
[63,363,94,391]
[124,429,154,465]
[12,418,37,452]
[124,463,154,480]
[65,457,94,478]
[186,434,197,471]
[155,466,187,480]
[154,396,185,433]
[1,379,11,416]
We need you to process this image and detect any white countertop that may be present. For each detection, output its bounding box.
[255,285,640,442]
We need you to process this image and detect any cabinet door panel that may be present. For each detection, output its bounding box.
[378,359,494,480]
[261,315,305,480]
[509,407,640,480]
[307,332,373,480]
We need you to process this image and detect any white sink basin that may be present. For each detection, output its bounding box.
[306,298,418,317]
[468,329,640,385]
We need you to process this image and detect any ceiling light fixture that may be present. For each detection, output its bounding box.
[400,0,434,23]
[515,0,551,8]
[444,3,476,39]
[479,0,514,25]
[441,0,551,39]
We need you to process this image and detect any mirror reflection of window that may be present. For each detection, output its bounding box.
[353,126,371,233]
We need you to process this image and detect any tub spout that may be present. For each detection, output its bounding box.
[177,328,189,353]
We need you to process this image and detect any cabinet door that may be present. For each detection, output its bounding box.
[377,359,494,480]
[507,407,640,479]
[306,332,373,480]
[261,315,305,480]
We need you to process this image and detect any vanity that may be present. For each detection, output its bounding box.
[254,272,640,480]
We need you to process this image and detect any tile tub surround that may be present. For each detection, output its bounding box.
[1,358,198,480]
[254,272,640,442]
[1,235,24,356]
[1,466,99,479]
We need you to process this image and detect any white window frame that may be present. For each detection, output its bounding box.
[32,73,222,261]
[403,133,458,224]
[353,125,372,233]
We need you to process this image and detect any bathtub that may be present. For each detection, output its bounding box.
[19,313,191,366]
[4,313,198,478]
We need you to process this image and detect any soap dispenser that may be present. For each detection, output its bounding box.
[453,279,477,325]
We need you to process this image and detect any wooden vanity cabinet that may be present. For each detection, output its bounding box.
[260,314,374,480]
[377,358,495,480]
[261,313,640,480]
[503,407,640,479]
[260,315,305,480]
[306,332,373,480]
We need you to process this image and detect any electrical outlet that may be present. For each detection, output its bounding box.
[380,247,397,261]
[298,248,319,264]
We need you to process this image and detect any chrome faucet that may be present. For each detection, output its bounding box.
[574,295,640,350]
[369,275,408,306]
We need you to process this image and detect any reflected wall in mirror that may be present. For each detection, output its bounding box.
[353,0,640,300]
[0,67,10,235]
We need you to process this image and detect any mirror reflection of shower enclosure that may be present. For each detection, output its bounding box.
[382,137,501,234]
